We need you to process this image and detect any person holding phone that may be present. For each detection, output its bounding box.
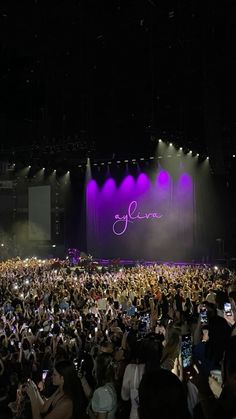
[192,337,236,419]
[193,301,231,375]
[228,291,236,336]
[161,325,181,371]
[26,360,80,419]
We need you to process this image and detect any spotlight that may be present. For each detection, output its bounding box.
[132,159,136,162]
[108,162,112,165]
[101,162,105,165]
[197,153,199,157]
[233,155,235,158]
[158,139,162,143]
[149,156,154,159]
[180,147,183,151]
[52,244,56,248]
[206,156,209,160]
[169,143,173,146]
[189,150,192,153]
[124,160,129,163]
[116,161,121,164]
[28,165,31,168]
[140,158,145,160]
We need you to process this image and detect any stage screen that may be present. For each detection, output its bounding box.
[28,185,51,240]
[86,170,194,261]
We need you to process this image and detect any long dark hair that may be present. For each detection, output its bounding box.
[139,369,190,419]
[95,353,115,387]
[55,360,80,419]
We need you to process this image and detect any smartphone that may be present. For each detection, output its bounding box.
[138,318,147,334]
[42,370,48,382]
[224,302,232,316]
[78,359,84,374]
[200,305,208,324]
[73,359,78,371]
[181,334,192,369]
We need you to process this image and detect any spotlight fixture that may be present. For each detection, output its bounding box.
[179,147,183,151]
[158,139,162,143]
[169,143,173,146]
[124,160,129,163]
[93,163,97,166]
[132,159,136,162]
[197,153,199,157]
[28,165,31,168]
[108,162,112,165]
[149,156,154,159]
[116,161,121,164]
[101,162,105,165]
[233,155,236,158]
[140,158,145,160]
[189,150,192,153]
[206,156,209,160]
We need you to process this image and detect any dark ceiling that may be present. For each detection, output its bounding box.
[0,0,236,166]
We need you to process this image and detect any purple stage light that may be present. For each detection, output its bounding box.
[101,177,116,197]
[86,179,98,195]
[119,175,135,194]
[157,170,170,186]
[136,173,150,193]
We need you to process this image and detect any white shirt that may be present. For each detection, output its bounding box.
[121,363,145,419]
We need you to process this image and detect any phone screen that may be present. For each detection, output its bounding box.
[224,302,232,316]
[200,305,208,324]
[181,334,192,369]
[42,370,48,382]
[138,317,147,334]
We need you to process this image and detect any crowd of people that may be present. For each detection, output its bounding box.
[0,257,236,419]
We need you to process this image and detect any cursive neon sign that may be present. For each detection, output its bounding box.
[112,200,163,235]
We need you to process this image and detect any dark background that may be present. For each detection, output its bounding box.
[0,0,235,259]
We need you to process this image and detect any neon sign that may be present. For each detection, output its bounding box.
[112,200,163,235]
